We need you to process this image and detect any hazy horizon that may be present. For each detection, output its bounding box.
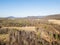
[0,0,60,17]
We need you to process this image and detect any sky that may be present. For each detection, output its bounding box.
[0,0,60,17]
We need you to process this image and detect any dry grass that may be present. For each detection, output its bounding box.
[48,19,60,25]
[0,34,9,42]
[2,26,36,31]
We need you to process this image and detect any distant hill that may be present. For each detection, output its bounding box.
[3,14,60,19]
[24,16,45,19]
[7,16,15,18]
[45,14,60,20]
[24,14,60,19]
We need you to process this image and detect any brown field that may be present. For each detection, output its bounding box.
[48,19,60,25]
[0,18,60,45]
[2,26,36,31]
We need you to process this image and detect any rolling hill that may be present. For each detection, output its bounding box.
[45,14,60,19]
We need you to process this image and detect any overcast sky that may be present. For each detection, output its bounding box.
[0,0,60,17]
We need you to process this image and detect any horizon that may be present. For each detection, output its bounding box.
[0,0,60,17]
[0,13,60,17]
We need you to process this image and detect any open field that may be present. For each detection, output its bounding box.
[0,17,60,45]
[2,27,36,31]
[48,19,60,25]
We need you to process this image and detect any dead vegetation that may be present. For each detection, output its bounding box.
[0,18,60,45]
